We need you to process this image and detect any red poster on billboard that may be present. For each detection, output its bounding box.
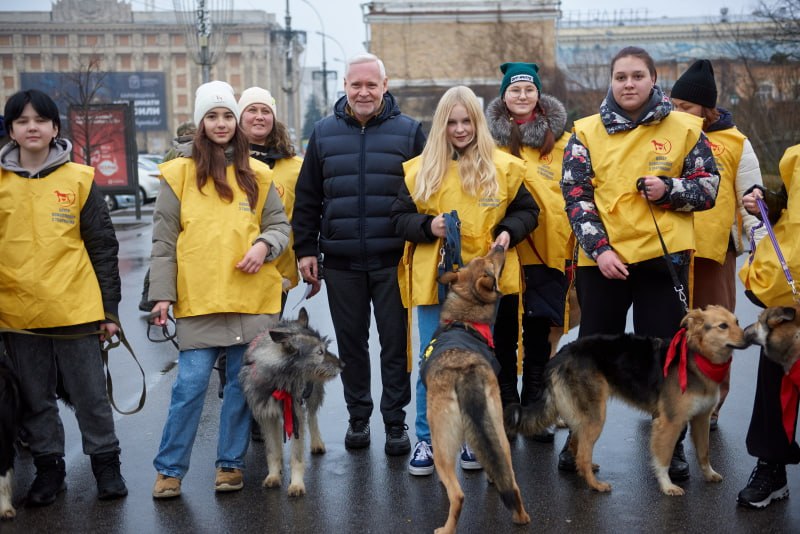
[68,105,131,188]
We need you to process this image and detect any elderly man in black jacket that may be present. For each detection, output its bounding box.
[293,53,426,456]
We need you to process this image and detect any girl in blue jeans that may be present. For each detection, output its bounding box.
[149,80,290,497]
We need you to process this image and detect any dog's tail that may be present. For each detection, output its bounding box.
[503,381,558,440]
[456,372,519,511]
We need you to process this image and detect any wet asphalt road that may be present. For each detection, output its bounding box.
[2,205,799,533]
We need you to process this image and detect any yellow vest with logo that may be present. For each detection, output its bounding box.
[0,163,105,328]
[271,156,302,290]
[506,132,572,270]
[694,127,745,264]
[160,157,282,318]
[573,112,703,266]
[739,144,800,306]
[398,149,524,307]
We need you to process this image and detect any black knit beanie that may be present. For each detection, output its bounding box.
[671,59,717,109]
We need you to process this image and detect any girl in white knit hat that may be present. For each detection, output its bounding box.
[149,80,290,498]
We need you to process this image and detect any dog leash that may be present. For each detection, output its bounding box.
[0,314,146,415]
[748,197,799,303]
[637,178,689,314]
[438,211,463,303]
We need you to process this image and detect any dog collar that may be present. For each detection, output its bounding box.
[779,359,800,442]
[443,320,494,348]
[693,353,731,385]
[664,328,731,392]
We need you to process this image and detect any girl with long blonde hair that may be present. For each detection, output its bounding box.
[392,85,538,476]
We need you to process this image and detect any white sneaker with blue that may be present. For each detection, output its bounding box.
[408,440,434,476]
[460,443,482,470]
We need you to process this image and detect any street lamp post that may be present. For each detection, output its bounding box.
[300,0,333,108]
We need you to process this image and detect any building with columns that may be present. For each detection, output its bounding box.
[0,0,304,154]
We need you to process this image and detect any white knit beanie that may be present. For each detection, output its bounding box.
[193,80,239,126]
[238,87,277,119]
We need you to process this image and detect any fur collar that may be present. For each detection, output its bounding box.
[486,94,568,149]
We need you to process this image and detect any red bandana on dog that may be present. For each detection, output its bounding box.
[663,328,731,392]
[272,390,294,439]
[779,360,800,442]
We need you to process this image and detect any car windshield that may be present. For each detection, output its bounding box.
[138,156,160,171]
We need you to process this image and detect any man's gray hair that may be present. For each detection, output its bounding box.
[345,53,386,80]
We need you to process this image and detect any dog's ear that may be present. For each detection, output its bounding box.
[297,307,310,328]
[766,306,798,328]
[269,328,292,345]
[680,308,703,331]
[438,271,459,285]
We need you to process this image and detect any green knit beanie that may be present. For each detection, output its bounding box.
[499,62,542,97]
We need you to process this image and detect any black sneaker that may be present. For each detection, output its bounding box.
[384,423,411,455]
[27,455,66,507]
[737,460,789,509]
[345,419,370,449]
[90,452,128,500]
[668,442,690,481]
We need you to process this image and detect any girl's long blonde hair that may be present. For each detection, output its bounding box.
[413,86,498,202]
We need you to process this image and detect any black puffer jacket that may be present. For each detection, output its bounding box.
[293,92,426,270]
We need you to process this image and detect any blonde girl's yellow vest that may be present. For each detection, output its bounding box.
[694,127,746,264]
[0,163,105,328]
[398,149,525,307]
[573,112,703,266]
[160,157,283,318]
[271,155,303,290]
[505,132,572,270]
[739,144,800,306]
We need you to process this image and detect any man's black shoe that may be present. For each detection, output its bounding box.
[668,442,690,481]
[557,432,576,471]
[27,455,66,507]
[345,419,370,449]
[737,460,789,509]
[91,451,128,500]
[384,423,411,455]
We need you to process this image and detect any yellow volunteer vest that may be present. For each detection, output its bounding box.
[694,127,746,264]
[398,149,524,307]
[160,157,282,318]
[507,132,572,270]
[573,112,703,266]
[739,144,800,306]
[0,163,105,328]
[271,156,302,290]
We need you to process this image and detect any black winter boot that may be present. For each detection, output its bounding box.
[668,427,690,481]
[27,454,66,506]
[91,451,128,500]
[499,377,520,407]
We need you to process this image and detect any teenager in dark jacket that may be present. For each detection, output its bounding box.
[0,89,127,505]
[293,53,426,456]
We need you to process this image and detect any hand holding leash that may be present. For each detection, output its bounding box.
[637,176,665,201]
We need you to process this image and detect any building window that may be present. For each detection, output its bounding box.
[1,55,12,70]
[26,54,41,70]
[230,74,241,88]
[177,94,188,107]
[174,53,186,68]
[227,34,240,46]
[120,54,132,69]
[757,82,774,101]
[146,34,158,46]
[117,34,131,47]
[4,76,14,89]
[82,35,100,47]
[171,34,185,46]
[0,36,11,46]
[228,53,240,68]
[147,54,159,69]
[176,73,186,88]
[54,35,68,47]
[24,35,41,47]
[55,54,69,70]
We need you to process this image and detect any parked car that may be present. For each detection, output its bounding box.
[137,154,162,203]
[104,193,136,212]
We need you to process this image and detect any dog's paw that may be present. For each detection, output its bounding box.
[287,482,306,497]
[661,483,685,496]
[263,474,282,489]
[310,441,326,454]
[1,506,16,520]
[512,510,531,525]
[590,481,612,492]
[702,468,722,483]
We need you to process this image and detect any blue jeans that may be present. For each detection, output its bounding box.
[415,304,441,443]
[153,344,251,478]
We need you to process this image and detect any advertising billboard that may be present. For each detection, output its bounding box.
[20,72,167,132]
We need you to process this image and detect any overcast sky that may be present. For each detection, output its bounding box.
[2,0,758,72]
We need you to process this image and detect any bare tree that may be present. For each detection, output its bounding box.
[62,56,114,165]
[756,0,800,57]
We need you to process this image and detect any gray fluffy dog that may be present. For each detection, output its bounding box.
[239,308,343,496]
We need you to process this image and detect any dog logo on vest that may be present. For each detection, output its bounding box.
[275,183,285,198]
[54,190,76,207]
[650,139,672,155]
[709,141,725,158]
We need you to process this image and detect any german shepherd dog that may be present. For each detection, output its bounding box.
[0,359,21,519]
[506,305,748,496]
[239,308,343,497]
[424,246,530,534]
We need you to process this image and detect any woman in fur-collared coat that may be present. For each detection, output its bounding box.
[486,63,573,443]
